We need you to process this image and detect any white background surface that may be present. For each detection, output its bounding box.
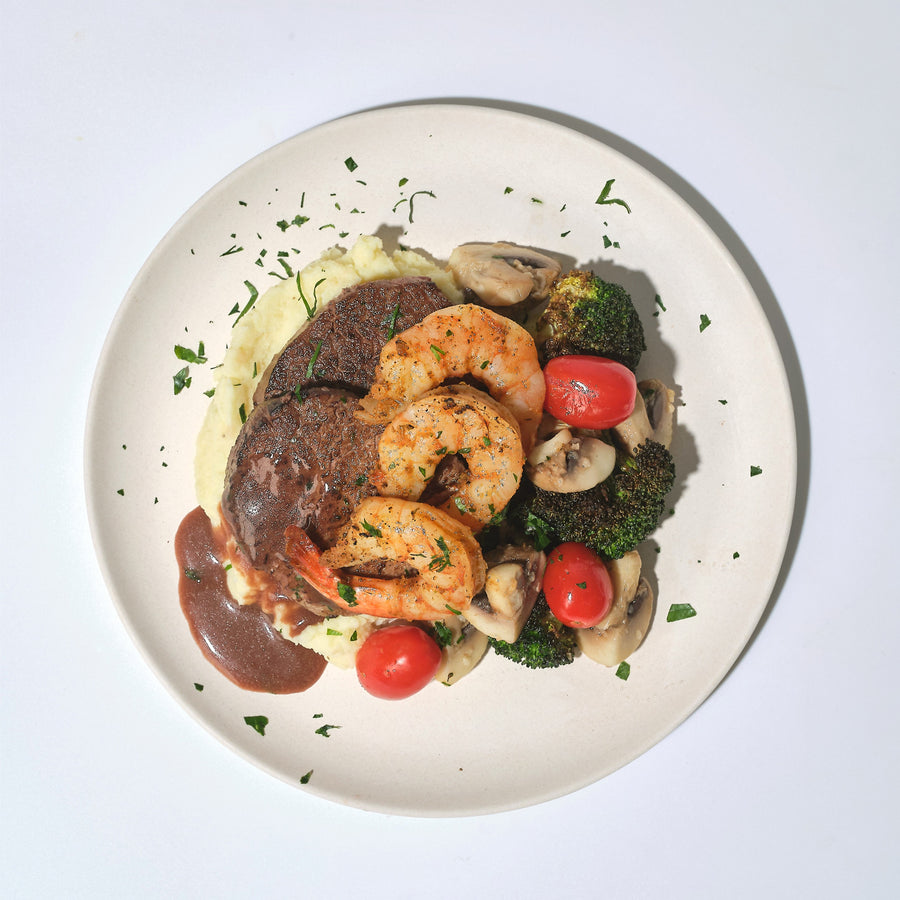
[2,1,897,897]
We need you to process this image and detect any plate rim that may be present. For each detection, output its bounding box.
[84,102,799,816]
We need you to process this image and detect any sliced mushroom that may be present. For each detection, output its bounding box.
[526,428,616,492]
[463,548,545,643]
[448,242,562,307]
[432,616,489,686]
[576,550,654,666]
[640,379,676,449]
[612,379,676,453]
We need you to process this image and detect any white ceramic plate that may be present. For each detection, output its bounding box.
[85,105,796,816]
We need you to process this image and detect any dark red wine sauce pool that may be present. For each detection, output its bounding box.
[175,506,325,693]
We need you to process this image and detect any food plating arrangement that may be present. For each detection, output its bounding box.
[175,235,676,700]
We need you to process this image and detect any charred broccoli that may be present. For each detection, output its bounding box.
[537,269,645,371]
[521,439,675,560]
[489,594,577,668]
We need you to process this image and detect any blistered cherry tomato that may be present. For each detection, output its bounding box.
[543,355,636,429]
[543,542,614,629]
[355,624,442,700]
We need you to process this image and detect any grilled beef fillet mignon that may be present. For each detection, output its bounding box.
[254,275,451,403]
[225,276,453,616]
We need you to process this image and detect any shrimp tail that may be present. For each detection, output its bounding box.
[284,525,342,603]
[355,390,402,424]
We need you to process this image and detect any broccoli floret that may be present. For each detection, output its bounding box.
[537,270,646,371]
[522,440,675,560]
[489,594,577,669]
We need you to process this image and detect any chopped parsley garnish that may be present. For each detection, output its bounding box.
[429,536,453,572]
[173,366,191,394]
[277,214,309,232]
[232,281,259,326]
[575,581,587,589]
[615,662,631,680]
[733,551,741,559]
[655,294,667,312]
[297,273,325,318]
[667,603,697,622]
[433,621,454,647]
[480,359,489,370]
[430,344,446,360]
[174,341,207,364]
[243,715,268,735]
[300,770,313,784]
[699,313,711,332]
[315,723,341,737]
[392,189,436,223]
[361,520,382,538]
[522,511,552,550]
[344,156,358,172]
[116,488,124,496]
[750,465,763,476]
[220,244,243,256]
[194,683,204,691]
[385,303,402,339]
[238,403,247,424]
[350,630,358,641]
[595,178,632,213]
[337,583,357,606]
[183,568,201,582]
[454,497,468,514]
[326,627,342,636]
[306,341,322,379]
[504,186,513,194]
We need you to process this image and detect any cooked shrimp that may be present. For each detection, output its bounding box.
[357,304,545,451]
[284,497,486,621]
[372,384,524,531]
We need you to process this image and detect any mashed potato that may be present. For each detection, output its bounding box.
[194,235,462,526]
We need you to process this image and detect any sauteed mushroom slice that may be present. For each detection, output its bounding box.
[613,379,676,454]
[448,242,561,307]
[576,551,654,665]
[463,548,546,643]
[433,616,489,686]
[526,428,616,493]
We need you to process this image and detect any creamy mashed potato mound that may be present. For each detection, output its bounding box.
[195,235,462,527]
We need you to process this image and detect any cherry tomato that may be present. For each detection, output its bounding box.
[355,624,442,700]
[543,542,614,629]
[543,355,637,430]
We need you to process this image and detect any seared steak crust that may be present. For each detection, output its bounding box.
[256,276,451,403]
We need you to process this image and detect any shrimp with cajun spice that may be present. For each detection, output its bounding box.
[357,304,546,451]
[284,497,486,621]
[372,384,525,532]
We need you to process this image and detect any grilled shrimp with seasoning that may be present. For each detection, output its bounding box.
[357,304,546,451]
[372,384,525,532]
[284,497,486,621]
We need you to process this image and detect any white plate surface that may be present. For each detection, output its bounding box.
[85,104,796,816]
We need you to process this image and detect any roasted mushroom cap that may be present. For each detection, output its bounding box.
[448,242,562,307]
[526,428,616,493]
[576,551,654,665]
[613,379,676,454]
[463,547,546,643]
